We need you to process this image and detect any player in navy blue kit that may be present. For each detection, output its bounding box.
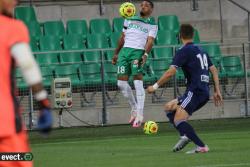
[147,24,222,154]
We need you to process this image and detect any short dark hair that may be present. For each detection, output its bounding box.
[143,0,154,8]
[179,24,194,40]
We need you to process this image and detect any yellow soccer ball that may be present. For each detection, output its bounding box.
[119,2,136,18]
[143,121,158,134]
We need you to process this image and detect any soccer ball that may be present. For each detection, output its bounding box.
[119,2,136,18]
[143,121,158,134]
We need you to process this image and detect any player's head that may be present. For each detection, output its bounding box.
[140,0,154,17]
[0,0,18,17]
[179,24,194,43]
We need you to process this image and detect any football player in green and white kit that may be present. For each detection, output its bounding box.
[112,0,158,127]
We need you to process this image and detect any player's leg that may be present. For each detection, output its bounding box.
[133,74,145,127]
[174,91,209,153]
[130,49,146,127]
[0,130,32,167]
[164,99,191,152]
[117,48,137,123]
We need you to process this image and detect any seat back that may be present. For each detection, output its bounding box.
[89,18,111,34]
[63,34,85,50]
[43,21,65,37]
[87,34,109,49]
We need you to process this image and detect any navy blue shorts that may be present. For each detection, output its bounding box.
[178,90,209,115]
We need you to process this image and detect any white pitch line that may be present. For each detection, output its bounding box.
[192,163,250,167]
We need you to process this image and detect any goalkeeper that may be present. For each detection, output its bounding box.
[0,0,53,166]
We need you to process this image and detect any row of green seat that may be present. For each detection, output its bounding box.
[15,6,181,32]
[26,16,183,38]
[33,41,222,68]
[16,55,247,90]
[31,29,200,52]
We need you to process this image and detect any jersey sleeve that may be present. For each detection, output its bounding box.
[171,49,187,68]
[148,25,158,38]
[122,19,129,32]
[8,21,29,47]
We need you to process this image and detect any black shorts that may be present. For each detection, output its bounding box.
[178,90,209,115]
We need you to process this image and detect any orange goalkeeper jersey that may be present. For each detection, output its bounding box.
[0,15,29,137]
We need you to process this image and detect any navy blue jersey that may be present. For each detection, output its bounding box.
[171,42,213,93]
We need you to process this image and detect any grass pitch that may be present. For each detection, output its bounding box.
[30,118,250,167]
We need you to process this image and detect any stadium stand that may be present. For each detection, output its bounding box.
[43,20,65,38]
[112,17,124,32]
[89,18,112,36]
[14,6,37,22]
[158,15,180,33]
[66,19,88,40]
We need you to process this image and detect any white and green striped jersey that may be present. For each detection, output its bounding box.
[123,16,158,50]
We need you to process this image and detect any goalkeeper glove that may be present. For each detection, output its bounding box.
[36,92,53,134]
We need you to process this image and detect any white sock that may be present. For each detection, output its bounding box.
[117,80,137,112]
[134,80,145,117]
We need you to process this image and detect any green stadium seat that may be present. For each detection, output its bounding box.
[36,35,60,66]
[63,34,86,50]
[15,68,28,89]
[110,32,121,48]
[143,63,157,84]
[152,59,171,79]
[36,53,59,66]
[43,21,65,38]
[60,52,83,64]
[54,64,81,86]
[83,51,101,63]
[153,47,173,60]
[155,30,178,45]
[15,6,37,22]
[25,21,42,40]
[79,63,102,85]
[201,43,222,66]
[89,18,112,36]
[40,67,54,87]
[30,37,39,52]
[105,50,115,61]
[39,36,62,51]
[158,15,180,33]
[175,69,185,80]
[104,62,117,84]
[112,17,124,32]
[220,56,244,78]
[193,29,200,44]
[87,34,109,49]
[66,19,88,39]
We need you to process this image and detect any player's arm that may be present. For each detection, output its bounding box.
[142,25,158,66]
[112,32,125,65]
[11,43,53,133]
[147,66,177,93]
[209,65,223,106]
[141,36,155,66]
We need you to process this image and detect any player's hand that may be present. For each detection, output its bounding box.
[141,54,147,67]
[213,91,223,107]
[112,54,118,65]
[37,99,53,135]
[147,86,155,94]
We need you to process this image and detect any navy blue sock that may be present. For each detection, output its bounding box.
[166,111,184,136]
[176,121,205,147]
